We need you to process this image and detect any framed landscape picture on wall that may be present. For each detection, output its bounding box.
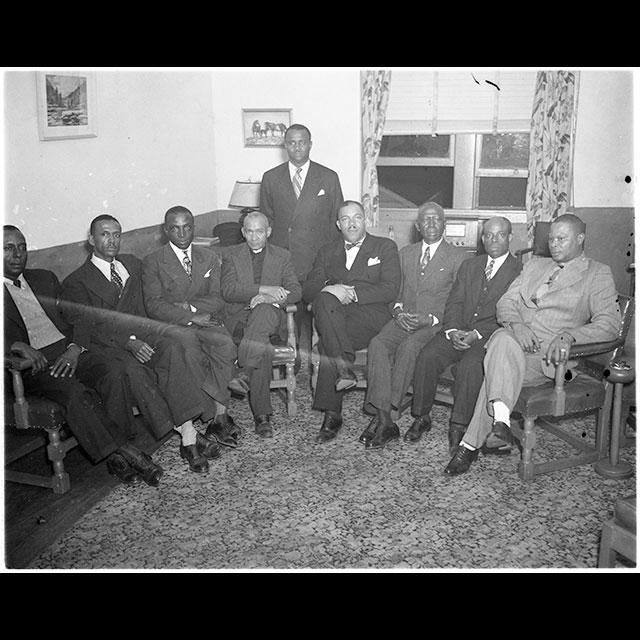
[242,108,292,147]
[36,71,98,140]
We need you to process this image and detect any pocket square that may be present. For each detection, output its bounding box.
[368,257,381,266]
[204,269,212,278]
[317,188,326,196]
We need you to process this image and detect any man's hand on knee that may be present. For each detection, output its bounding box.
[510,322,540,354]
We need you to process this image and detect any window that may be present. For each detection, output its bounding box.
[377,132,530,211]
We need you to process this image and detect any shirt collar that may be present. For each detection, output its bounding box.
[4,273,25,288]
[289,160,310,181]
[422,237,444,256]
[486,251,509,270]
[169,242,192,261]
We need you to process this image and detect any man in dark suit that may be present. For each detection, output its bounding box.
[3,225,157,486]
[362,202,469,449]
[61,215,222,476]
[260,123,344,347]
[221,212,301,437]
[303,200,401,443]
[142,206,243,455]
[410,216,521,456]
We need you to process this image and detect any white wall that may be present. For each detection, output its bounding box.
[210,69,361,209]
[4,70,217,249]
[573,70,635,208]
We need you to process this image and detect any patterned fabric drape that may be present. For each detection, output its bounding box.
[361,70,391,227]
[526,71,577,240]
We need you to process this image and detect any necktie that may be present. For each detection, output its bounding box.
[292,167,303,199]
[532,264,563,305]
[182,251,192,278]
[420,245,430,274]
[110,262,123,296]
[485,258,495,281]
[13,279,21,288]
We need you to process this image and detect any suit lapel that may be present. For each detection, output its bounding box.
[293,162,320,217]
[260,244,278,285]
[162,243,192,289]
[4,283,27,338]
[81,259,120,309]
[236,244,256,284]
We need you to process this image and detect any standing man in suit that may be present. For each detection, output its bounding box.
[445,214,621,476]
[142,206,244,455]
[260,123,344,347]
[362,202,468,449]
[61,214,223,476]
[4,225,158,486]
[303,200,401,444]
[410,216,521,456]
[221,212,301,438]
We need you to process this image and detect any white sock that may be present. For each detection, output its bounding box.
[175,420,197,446]
[461,440,477,451]
[492,400,511,426]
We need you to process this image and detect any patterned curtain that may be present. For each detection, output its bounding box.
[526,70,577,240]
[361,70,392,227]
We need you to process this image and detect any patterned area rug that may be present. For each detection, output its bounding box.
[32,362,636,570]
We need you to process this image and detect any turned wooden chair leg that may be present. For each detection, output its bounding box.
[285,362,297,417]
[518,416,537,481]
[598,520,616,568]
[46,428,71,494]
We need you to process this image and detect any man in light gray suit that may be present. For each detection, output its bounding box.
[362,202,468,449]
[445,213,621,476]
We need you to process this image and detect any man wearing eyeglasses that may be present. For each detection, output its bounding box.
[260,124,344,349]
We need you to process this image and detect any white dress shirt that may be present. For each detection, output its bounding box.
[288,160,310,190]
[169,242,197,312]
[344,238,364,270]
[90,254,130,287]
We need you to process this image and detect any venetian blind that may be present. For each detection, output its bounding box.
[384,70,537,134]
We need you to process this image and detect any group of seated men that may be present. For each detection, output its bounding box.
[3,199,621,487]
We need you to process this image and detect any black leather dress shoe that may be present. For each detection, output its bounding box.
[404,415,432,443]
[119,445,163,487]
[448,429,465,457]
[196,432,222,459]
[480,443,512,456]
[444,445,479,476]
[366,421,400,449]
[254,414,274,438]
[335,368,357,392]
[315,411,343,443]
[491,420,513,444]
[106,452,139,485]
[205,416,238,448]
[359,416,378,444]
[180,443,209,473]
[228,372,250,397]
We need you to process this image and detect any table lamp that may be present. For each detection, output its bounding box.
[229,180,261,213]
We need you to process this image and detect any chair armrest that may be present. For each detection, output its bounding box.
[514,247,534,257]
[569,338,623,359]
[4,354,35,371]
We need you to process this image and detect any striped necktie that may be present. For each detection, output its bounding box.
[485,258,495,281]
[532,264,563,305]
[110,262,123,296]
[182,251,192,278]
[420,245,430,274]
[292,167,303,199]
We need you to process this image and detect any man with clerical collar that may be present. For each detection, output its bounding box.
[361,202,468,449]
[409,216,521,457]
[3,224,158,486]
[61,214,224,479]
[220,211,301,437]
[444,213,621,476]
[142,206,244,468]
[302,200,401,444]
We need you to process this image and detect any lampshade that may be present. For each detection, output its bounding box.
[228,181,261,210]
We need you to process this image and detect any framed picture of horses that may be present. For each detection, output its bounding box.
[36,71,98,141]
[242,108,292,147]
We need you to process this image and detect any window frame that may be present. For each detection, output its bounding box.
[377,135,455,167]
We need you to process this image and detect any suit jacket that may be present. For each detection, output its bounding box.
[443,252,521,340]
[260,160,343,281]
[221,242,302,335]
[60,254,158,350]
[4,269,70,353]
[142,243,225,326]
[302,233,401,325]
[397,240,468,320]
[497,254,621,345]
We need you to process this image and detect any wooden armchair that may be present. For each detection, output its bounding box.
[4,354,78,494]
[269,304,298,416]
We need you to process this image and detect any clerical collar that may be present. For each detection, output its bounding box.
[252,248,264,254]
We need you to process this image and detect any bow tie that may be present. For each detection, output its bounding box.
[345,242,362,251]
